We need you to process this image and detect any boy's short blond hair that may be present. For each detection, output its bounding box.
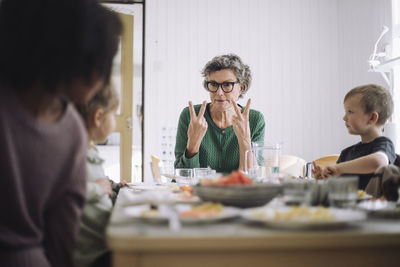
[344,84,393,126]
[76,84,119,130]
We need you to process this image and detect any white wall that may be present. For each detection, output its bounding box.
[144,0,392,181]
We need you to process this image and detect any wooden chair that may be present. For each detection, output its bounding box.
[150,155,162,179]
[279,154,307,177]
[150,155,176,183]
[313,154,340,168]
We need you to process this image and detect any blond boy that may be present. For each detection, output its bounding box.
[313,84,396,190]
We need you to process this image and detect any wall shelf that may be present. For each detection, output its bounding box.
[372,56,400,72]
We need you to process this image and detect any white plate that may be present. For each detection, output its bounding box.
[357,193,373,202]
[358,199,396,210]
[127,184,165,191]
[179,207,240,224]
[242,206,366,230]
[123,204,239,224]
[127,183,180,192]
[357,200,400,218]
[170,192,201,204]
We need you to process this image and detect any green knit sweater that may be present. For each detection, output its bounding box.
[174,103,265,173]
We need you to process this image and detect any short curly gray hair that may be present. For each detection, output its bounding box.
[201,54,252,97]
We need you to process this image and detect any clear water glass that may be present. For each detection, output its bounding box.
[193,168,216,184]
[245,143,282,182]
[327,176,359,208]
[283,180,316,206]
[174,168,194,185]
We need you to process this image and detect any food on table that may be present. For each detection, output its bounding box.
[371,196,387,201]
[180,185,193,194]
[168,184,180,191]
[201,171,253,186]
[140,202,224,219]
[253,206,334,222]
[179,190,194,199]
[140,209,160,218]
[357,190,365,199]
[174,190,200,202]
[180,202,224,217]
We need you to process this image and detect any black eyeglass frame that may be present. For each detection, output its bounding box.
[205,81,240,93]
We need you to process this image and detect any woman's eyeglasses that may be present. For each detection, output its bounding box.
[205,81,239,93]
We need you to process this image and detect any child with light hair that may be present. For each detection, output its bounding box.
[313,84,396,192]
[74,84,124,267]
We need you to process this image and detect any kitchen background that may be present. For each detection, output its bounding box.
[102,0,400,183]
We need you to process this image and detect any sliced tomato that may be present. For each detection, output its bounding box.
[238,172,253,185]
[215,176,230,185]
[212,171,253,186]
[201,178,213,186]
[180,185,192,194]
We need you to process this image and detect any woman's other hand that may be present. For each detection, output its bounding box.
[232,99,252,171]
[232,99,251,148]
[186,101,208,158]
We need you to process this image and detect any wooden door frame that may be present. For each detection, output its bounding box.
[114,13,134,182]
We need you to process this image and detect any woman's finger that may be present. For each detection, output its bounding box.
[188,101,196,119]
[231,100,242,117]
[243,98,251,116]
[198,101,207,118]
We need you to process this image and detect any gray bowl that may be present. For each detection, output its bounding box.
[193,183,282,208]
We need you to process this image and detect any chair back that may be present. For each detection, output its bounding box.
[313,154,340,168]
[279,154,307,178]
[150,155,162,179]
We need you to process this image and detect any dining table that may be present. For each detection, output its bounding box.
[106,186,400,267]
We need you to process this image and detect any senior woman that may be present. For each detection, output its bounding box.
[174,54,265,173]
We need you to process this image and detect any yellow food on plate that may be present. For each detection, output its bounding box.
[168,184,180,191]
[179,191,194,198]
[180,202,224,217]
[357,190,366,199]
[254,206,334,222]
[193,202,223,212]
[141,209,159,218]
[274,206,334,221]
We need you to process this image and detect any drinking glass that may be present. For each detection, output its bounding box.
[251,141,283,149]
[283,180,316,206]
[160,163,175,184]
[251,141,265,148]
[193,168,217,184]
[245,143,282,182]
[327,176,359,208]
[174,168,194,185]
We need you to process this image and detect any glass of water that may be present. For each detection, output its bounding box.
[283,180,316,206]
[174,168,194,185]
[245,143,282,182]
[327,176,359,208]
[193,168,217,184]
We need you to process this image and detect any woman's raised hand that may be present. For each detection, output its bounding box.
[232,99,252,147]
[186,101,208,158]
[232,99,252,171]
